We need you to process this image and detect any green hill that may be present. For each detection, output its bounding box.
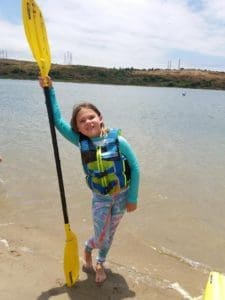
[0,58,225,90]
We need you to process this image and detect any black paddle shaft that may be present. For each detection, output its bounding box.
[44,87,69,224]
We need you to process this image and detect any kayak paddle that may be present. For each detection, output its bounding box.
[203,271,225,300]
[22,0,79,287]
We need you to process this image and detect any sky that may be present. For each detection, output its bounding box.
[0,0,225,71]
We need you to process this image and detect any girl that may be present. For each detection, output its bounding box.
[39,77,140,283]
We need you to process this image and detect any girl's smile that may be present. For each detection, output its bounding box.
[76,108,103,138]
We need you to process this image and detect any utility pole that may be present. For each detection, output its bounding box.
[0,49,7,59]
[178,58,181,70]
[64,51,72,65]
[167,60,172,70]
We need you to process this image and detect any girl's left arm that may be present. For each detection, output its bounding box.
[118,136,140,212]
[39,76,79,146]
[48,87,80,146]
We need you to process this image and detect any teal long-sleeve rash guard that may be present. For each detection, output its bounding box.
[48,87,140,204]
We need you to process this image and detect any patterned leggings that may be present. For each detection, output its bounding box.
[85,189,128,263]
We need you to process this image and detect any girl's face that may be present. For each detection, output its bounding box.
[76,108,103,138]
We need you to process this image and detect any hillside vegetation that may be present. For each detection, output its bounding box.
[0,58,225,90]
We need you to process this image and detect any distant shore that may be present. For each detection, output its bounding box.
[0,58,225,90]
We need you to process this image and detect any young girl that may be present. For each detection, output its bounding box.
[39,77,140,283]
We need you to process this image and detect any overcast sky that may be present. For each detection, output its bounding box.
[0,0,225,71]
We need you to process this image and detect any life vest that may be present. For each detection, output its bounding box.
[79,128,130,195]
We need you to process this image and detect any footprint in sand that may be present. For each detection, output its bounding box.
[9,249,21,257]
[0,239,22,257]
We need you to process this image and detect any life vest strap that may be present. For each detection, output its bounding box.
[89,166,115,178]
[91,180,118,195]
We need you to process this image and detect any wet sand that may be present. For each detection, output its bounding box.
[0,197,209,300]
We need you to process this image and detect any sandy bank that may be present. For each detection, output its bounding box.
[0,217,208,299]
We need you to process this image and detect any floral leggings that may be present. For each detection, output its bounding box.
[85,189,128,263]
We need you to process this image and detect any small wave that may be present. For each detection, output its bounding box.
[0,238,9,249]
[151,245,210,273]
[109,259,203,299]
[170,282,202,300]
[0,222,14,227]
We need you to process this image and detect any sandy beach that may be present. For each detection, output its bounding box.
[0,200,209,300]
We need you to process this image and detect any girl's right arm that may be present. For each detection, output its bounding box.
[39,77,79,146]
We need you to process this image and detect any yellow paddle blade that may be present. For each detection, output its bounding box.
[64,224,80,287]
[203,271,225,300]
[22,0,51,76]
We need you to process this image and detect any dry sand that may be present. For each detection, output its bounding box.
[0,214,209,300]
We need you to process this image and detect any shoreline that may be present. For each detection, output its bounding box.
[1,58,225,91]
[0,208,208,300]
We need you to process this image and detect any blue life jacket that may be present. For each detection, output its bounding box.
[79,128,130,195]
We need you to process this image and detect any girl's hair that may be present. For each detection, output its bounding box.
[70,102,104,132]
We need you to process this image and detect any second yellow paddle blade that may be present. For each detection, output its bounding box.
[64,224,79,287]
[203,271,225,300]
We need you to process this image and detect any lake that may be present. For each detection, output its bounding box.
[1,78,225,277]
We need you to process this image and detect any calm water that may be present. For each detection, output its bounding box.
[1,78,225,273]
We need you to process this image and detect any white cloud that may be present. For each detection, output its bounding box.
[0,19,32,59]
[0,0,225,70]
[203,0,225,20]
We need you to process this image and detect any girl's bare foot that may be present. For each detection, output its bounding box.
[82,250,94,273]
[95,262,107,283]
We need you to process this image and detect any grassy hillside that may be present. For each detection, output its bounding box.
[0,58,225,90]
